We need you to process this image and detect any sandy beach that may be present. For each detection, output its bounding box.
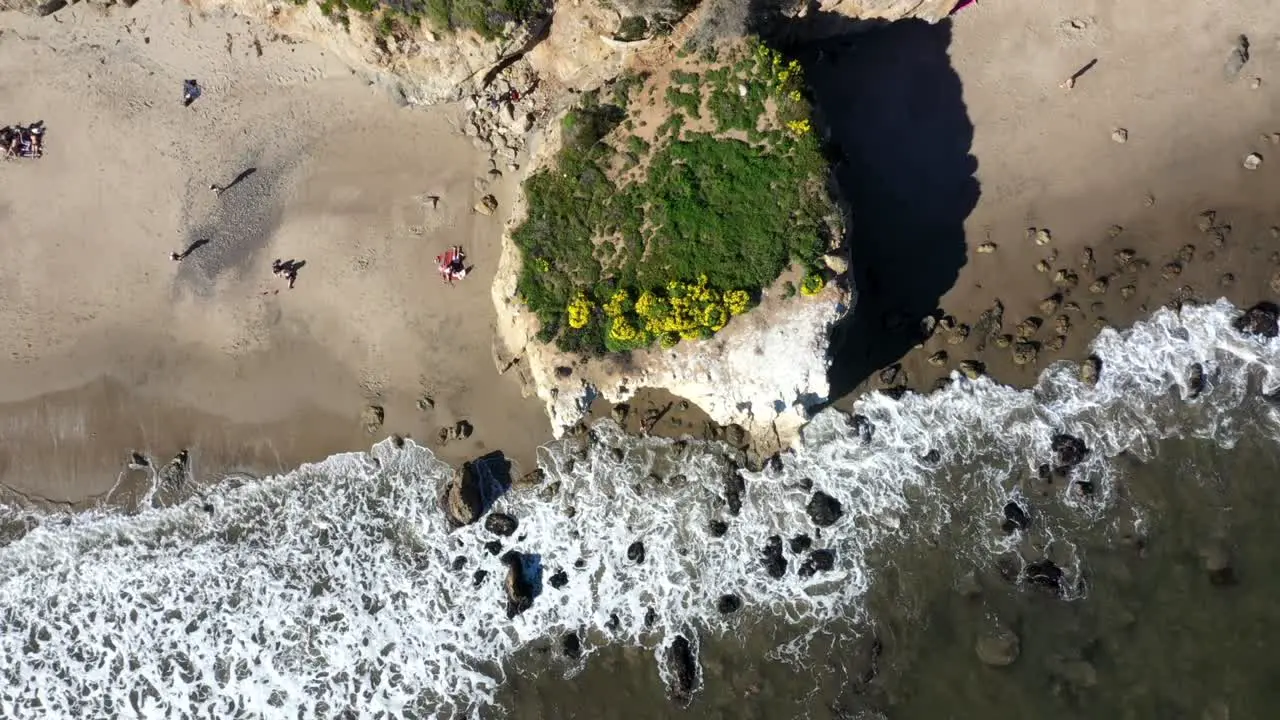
[0,0,547,503]
[1,0,1278,505]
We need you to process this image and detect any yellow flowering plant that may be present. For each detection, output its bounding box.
[566,293,593,329]
[800,273,826,297]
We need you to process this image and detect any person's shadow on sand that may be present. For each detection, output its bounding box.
[759,11,980,399]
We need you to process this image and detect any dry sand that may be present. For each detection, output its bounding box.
[0,1,547,503]
[823,0,1280,400]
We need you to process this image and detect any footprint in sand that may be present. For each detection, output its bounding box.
[1056,16,1097,43]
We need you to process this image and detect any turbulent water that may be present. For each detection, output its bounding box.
[3,299,1280,719]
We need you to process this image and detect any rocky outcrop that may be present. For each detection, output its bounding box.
[817,0,958,23]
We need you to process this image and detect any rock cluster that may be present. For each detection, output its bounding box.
[462,63,541,163]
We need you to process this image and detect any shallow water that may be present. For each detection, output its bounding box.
[2,300,1280,719]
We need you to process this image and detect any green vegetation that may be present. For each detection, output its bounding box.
[511,40,837,355]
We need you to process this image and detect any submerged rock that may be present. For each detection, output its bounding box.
[708,519,729,537]
[716,594,742,614]
[1001,502,1030,534]
[798,549,836,578]
[806,491,844,527]
[975,624,1020,667]
[158,450,189,487]
[1234,302,1280,338]
[1202,538,1236,586]
[850,414,875,443]
[664,635,700,707]
[1079,355,1102,386]
[1051,434,1089,470]
[484,513,518,537]
[760,535,787,579]
[789,534,813,553]
[548,570,569,590]
[439,451,513,528]
[501,550,541,618]
[1024,559,1065,595]
[723,471,746,516]
[562,632,582,660]
[1188,362,1206,398]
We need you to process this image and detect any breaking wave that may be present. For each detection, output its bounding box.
[2,299,1279,718]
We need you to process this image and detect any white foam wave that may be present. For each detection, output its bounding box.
[1,299,1278,717]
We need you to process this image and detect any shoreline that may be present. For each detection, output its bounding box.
[1,0,1278,510]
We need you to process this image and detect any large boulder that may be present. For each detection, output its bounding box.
[440,451,513,528]
[817,0,957,23]
[663,635,701,707]
[1234,302,1280,338]
[806,491,844,527]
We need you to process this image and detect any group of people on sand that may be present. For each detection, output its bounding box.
[436,245,471,285]
[2,121,45,159]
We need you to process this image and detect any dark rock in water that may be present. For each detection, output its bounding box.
[806,491,844,527]
[562,632,582,660]
[882,385,908,400]
[708,519,729,537]
[1073,480,1095,497]
[996,554,1022,583]
[765,454,783,473]
[799,549,836,578]
[663,635,700,708]
[1001,502,1030,534]
[127,452,150,469]
[548,570,569,590]
[1079,355,1102,386]
[1051,434,1089,469]
[573,558,587,569]
[644,607,657,627]
[1024,559,1065,594]
[1233,302,1280,338]
[1188,362,1206,398]
[716,594,742,614]
[484,513,518,537]
[723,424,748,448]
[850,414,874,443]
[922,449,941,464]
[1036,464,1053,482]
[451,555,467,572]
[723,472,746,516]
[606,613,621,632]
[472,569,488,587]
[760,535,788,578]
[440,451,513,528]
[501,551,542,619]
[610,448,625,463]
[796,477,814,491]
[627,541,646,564]
[789,534,813,554]
[483,540,503,556]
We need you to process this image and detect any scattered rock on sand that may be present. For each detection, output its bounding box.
[416,395,435,411]
[1053,270,1079,289]
[975,623,1020,666]
[1063,301,1082,313]
[1108,224,1124,238]
[1035,259,1051,273]
[1250,77,1263,90]
[1124,258,1150,274]
[1114,248,1136,264]
[1224,34,1250,80]
[977,242,998,254]
[959,360,985,380]
[1243,152,1263,170]
[1088,277,1109,294]
[1012,341,1039,366]
[361,405,385,434]
[1120,284,1137,300]
[1111,128,1128,143]
[1015,317,1042,339]
[994,334,1013,348]
[483,513,517,536]
[1045,335,1066,352]
[806,491,844,527]
[1268,272,1280,295]
[1039,294,1062,315]
[1271,226,1280,239]
[1080,355,1102,385]
[1079,247,1094,270]
[946,323,970,345]
[928,350,948,366]
[1234,302,1280,337]
[474,194,499,215]
[1221,272,1236,287]
[1177,244,1196,263]
[1031,227,1052,246]
[1161,262,1183,279]
[1053,315,1071,335]
[1196,211,1217,232]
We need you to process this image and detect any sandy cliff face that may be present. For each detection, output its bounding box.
[817,0,956,23]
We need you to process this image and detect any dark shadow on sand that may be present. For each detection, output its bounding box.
[760,13,980,399]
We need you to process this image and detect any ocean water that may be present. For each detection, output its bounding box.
[3,299,1280,719]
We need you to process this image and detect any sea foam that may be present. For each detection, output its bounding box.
[1,299,1278,718]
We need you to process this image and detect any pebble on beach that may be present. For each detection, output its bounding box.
[1243,152,1263,170]
[1111,128,1128,143]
